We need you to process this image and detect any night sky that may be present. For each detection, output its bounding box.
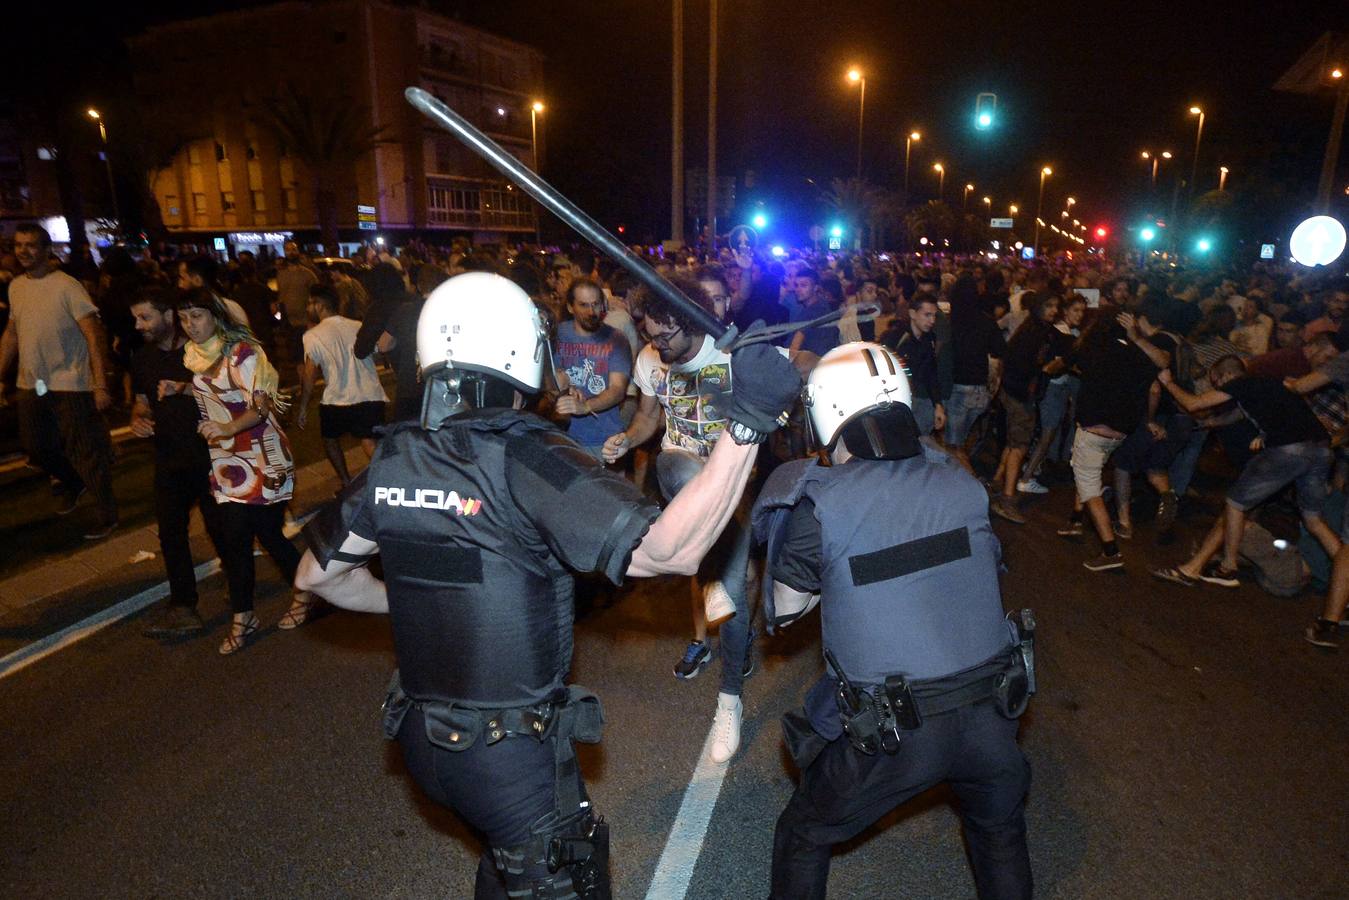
[10,0,1348,244]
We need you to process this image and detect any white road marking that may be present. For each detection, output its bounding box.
[0,511,318,682]
[0,558,221,681]
[644,723,733,899]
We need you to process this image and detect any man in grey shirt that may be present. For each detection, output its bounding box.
[0,224,118,538]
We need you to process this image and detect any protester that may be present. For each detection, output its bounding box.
[0,223,119,539]
[177,287,312,654]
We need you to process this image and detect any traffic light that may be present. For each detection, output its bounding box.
[1195,237,1212,253]
[830,224,844,238]
[1094,226,1108,240]
[1140,227,1156,243]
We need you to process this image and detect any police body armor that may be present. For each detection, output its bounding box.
[754,445,1032,763]
[367,410,578,709]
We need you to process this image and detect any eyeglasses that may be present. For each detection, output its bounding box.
[646,324,684,347]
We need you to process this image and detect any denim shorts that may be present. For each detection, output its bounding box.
[945,384,990,446]
[1227,441,1331,515]
[1071,429,1125,501]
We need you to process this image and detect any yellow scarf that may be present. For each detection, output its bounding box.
[184,334,290,414]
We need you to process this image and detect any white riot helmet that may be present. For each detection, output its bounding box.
[805,342,921,459]
[415,272,548,428]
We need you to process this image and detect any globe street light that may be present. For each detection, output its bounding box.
[904,130,921,200]
[963,183,974,209]
[1188,106,1206,198]
[932,162,945,199]
[983,195,992,210]
[1035,166,1052,256]
[1009,204,1019,215]
[530,100,545,171]
[86,108,120,226]
[1141,150,1173,188]
[1219,165,1230,191]
[847,67,865,179]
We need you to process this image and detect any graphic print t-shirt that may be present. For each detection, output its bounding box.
[632,336,734,456]
[552,320,631,448]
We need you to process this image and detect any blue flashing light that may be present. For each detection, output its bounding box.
[1140,227,1156,242]
[977,112,993,129]
[752,213,768,229]
[829,224,844,238]
[1196,237,1212,253]
[770,245,786,258]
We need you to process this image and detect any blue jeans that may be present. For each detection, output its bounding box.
[910,397,936,436]
[1228,441,1331,514]
[656,449,755,696]
[945,384,991,447]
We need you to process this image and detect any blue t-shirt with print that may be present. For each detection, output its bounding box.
[552,320,632,448]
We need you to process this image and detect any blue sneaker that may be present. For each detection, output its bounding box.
[674,640,711,680]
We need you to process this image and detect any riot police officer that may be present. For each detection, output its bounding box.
[753,341,1034,900]
[294,272,800,899]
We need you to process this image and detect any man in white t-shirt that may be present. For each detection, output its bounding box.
[603,272,772,765]
[0,224,118,538]
[297,284,388,485]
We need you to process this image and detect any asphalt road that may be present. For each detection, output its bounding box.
[2,481,1347,898]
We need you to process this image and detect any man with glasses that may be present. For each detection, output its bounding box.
[602,271,772,764]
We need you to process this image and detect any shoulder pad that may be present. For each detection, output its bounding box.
[505,427,598,491]
[752,458,820,543]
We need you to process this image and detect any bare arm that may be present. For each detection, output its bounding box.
[297,358,319,428]
[130,394,155,438]
[76,314,111,407]
[0,322,16,386]
[789,330,806,354]
[1158,369,1230,412]
[602,392,662,463]
[1286,370,1331,395]
[294,534,388,613]
[626,435,757,576]
[584,372,629,414]
[375,331,396,354]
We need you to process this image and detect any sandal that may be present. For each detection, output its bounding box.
[219,614,260,655]
[278,591,318,630]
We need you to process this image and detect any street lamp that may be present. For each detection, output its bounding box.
[1009,204,1019,215]
[983,196,992,210]
[1188,106,1206,197]
[1219,165,1229,191]
[85,108,120,226]
[904,130,921,200]
[932,162,945,199]
[963,183,974,209]
[847,67,865,179]
[530,100,545,171]
[1141,150,1173,188]
[1035,166,1051,256]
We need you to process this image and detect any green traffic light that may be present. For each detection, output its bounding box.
[1140,227,1156,242]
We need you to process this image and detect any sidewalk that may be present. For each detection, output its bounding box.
[0,446,364,616]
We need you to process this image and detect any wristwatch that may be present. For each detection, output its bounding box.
[727,419,767,445]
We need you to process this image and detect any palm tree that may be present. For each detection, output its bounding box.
[904,201,957,247]
[256,86,387,254]
[821,177,883,249]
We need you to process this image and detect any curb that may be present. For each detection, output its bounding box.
[0,447,363,614]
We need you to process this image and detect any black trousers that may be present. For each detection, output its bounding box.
[16,389,117,525]
[396,705,584,899]
[154,466,226,608]
[771,701,1032,900]
[214,501,300,614]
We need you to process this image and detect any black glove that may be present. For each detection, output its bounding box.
[727,338,803,444]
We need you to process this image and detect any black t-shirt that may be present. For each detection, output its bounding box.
[1070,320,1162,434]
[131,341,209,469]
[1001,318,1055,401]
[385,297,426,419]
[1222,375,1327,447]
[950,312,1006,386]
[774,498,823,593]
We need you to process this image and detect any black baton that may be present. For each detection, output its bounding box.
[404,87,737,350]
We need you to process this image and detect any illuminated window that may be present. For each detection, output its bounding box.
[192,193,207,214]
[220,191,235,212]
[251,190,266,212]
[283,189,298,210]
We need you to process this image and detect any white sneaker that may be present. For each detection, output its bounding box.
[708,692,743,764]
[704,580,736,624]
[1017,478,1049,494]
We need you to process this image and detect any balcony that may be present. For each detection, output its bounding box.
[427,177,536,232]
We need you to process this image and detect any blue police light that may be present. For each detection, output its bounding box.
[1140,227,1156,242]
[829,225,844,238]
[976,112,993,129]
[752,213,768,229]
[1196,237,1212,253]
[770,245,786,258]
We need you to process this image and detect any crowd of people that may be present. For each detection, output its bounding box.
[5,218,1349,895]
